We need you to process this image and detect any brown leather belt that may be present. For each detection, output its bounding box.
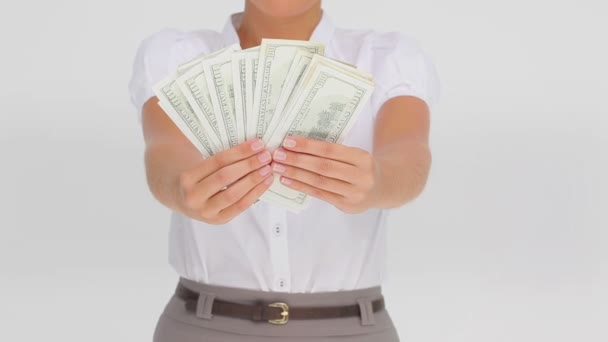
[175,282,385,325]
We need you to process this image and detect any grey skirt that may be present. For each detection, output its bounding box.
[153,277,401,341]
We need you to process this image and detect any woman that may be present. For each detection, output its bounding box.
[128,0,440,341]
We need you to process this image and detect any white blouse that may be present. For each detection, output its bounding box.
[128,11,441,293]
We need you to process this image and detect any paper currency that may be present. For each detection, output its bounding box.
[200,47,241,148]
[232,47,259,143]
[261,55,375,211]
[262,50,314,143]
[175,45,240,150]
[153,70,217,157]
[152,39,374,213]
[250,39,325,140]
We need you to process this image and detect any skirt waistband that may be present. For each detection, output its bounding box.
[177,276,384,305]
[160,277,396,337]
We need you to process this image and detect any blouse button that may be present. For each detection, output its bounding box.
[273,224,282,237]
[275,277,288,289]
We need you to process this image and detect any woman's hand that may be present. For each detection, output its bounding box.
[270,135,382,213]
[175,138,274,224]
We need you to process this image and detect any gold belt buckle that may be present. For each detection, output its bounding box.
[268,302,289,324]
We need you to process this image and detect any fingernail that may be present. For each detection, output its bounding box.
[272,163,286,173]
[264,174,274,185]
[259,165,271,176]
[251,139,264,152]
[258,151,271,163]
[283,137,296,148]
[273,150,287,161]
[281,177,292,185]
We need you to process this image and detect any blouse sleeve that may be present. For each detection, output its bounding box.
[127,28,185,123]
[370,32,441,113]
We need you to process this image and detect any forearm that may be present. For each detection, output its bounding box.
[144,141,204,213]
[372,138,432,208]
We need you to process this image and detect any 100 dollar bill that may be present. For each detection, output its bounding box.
[232,47,259,142]
[250,39,325,140]
[175,45,240,150]
[153,70,217,157]
[260,56,375,212]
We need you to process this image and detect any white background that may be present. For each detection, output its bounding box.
[0,0,606,341]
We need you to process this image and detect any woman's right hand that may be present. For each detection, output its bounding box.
[175,138,273,224]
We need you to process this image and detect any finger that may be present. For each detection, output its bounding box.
[190,149,272,202]
[270,162,353,197]
[280,136,366,165]
[206,164,273,211]
[278,175,344,205]
[272,148,357,183]
[216,174,274,222]
[181,138,266,187]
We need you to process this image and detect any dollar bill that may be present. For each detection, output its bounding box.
[260,57,375,212]
[245,54,260,140]
[151,40,376,213]
[155,98,214,158]
[200,47,241,148]
[153,70,217,157]
[250,39,325,140]
[262,50,314,143]
[265,54,372,148]
[175,45,239,150]
[232,47,259,143]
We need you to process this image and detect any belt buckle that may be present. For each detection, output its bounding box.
[268,302,289,324]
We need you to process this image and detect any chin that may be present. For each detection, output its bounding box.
[248,0,321,17]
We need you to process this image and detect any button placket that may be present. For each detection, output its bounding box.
[268,206,291,291]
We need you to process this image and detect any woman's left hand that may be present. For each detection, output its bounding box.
[270,135,382,213]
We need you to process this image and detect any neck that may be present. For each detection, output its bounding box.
[237,2,322,49]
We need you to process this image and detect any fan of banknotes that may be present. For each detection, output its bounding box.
[153,39,374,213]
